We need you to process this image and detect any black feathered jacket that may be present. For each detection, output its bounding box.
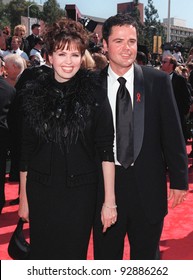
[19,69,114,187]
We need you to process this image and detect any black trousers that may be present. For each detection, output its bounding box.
[94,165,163,260]
[0,129,9,208]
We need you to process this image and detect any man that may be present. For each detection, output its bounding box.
[2,54,26,206]
[136,51,147,65]
[3,36,29,61]
[161,55,192,142]
[0,56,16,214]
[7,56,53,205]
[26,23,41,51]
[186,62,193,158]
[187,62,193,89]
[29,37,45,66]
[93,14,188,260]
[4,54,26,87]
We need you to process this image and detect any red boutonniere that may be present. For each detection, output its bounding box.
[136,92,141,102]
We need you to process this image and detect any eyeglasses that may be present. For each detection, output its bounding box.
[162,61,169,64]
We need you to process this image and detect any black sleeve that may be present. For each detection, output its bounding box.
[94,94,114,162]
[19,119,37,171]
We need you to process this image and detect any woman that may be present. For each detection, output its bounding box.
[7,25,30,55]
[18,17,117,260]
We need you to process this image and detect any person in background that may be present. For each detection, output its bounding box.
[81,49,96,70]
[18,17,116,260]
[3,54,26,87]
[93,13,188,260]
[92,52,108,70]
[0,56,16,214]
[173,44,184,64]
[7,25,30,56]
[186,62,193,158]
[0,30,7,56]
[92,32,100,46]
[3,36,29,61]
[3,54,26,207]
[186,47,193,65]
[1,26,11,50]
[187,62,193,90]
[29,37,45,66]
[26,23,41,51]
[136,51,147,65]
[161,55,192,142]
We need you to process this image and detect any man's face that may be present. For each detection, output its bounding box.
[161,57,173,73]
[93,33,99,44]
[33,26,40,36]
[11,38,20,50]
[103,24,137,76]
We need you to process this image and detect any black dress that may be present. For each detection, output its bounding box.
[19,69,114,259]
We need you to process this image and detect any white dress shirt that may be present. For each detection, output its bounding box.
[107,64,134,165]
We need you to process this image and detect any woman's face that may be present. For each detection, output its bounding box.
[49,43,82,83]
[17,28,26,37]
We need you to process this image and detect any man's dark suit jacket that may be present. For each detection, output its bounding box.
[171,71,191,117]
[189,69,193,89]
[26,34,38,51]
[99,63,188,224]
[0,76,16,131]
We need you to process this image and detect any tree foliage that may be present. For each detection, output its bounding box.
[40,0,66,25]
[6,0,28,31]
[0,2,10,29]
[129,0,145,45]
[144,0,165,53]
[0,0,66,34]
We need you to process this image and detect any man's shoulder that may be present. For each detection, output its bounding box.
[26,34,33,40]
[140,65,168,79]
[0,76,16,94]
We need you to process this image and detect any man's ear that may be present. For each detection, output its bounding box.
[103,39,108,53]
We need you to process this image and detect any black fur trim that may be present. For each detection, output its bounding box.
[21,69,98,149]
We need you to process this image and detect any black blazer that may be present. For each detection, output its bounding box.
[171,71,191,116]
[26,34,38,51]
[99,63,188,223]
[19,70,114,188]
[189,69,193,89]
[0,76,16,131]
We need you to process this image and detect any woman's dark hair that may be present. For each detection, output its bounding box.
[43,17,89,56]
[102,13,138,44]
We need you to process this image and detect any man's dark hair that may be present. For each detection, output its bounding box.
[136,51,147,65]
[31,23,40,30]
[34,37,44,45]
[102,13,138,43]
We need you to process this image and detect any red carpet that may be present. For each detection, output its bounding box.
[1,145,193,260]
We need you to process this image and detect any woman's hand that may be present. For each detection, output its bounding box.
[18,194,29,222]
[101,204,117,233]
[18,171,29,222]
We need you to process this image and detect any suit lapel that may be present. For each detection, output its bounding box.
[133,63,145,162]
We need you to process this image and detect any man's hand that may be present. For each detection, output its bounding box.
[168,189,188,208]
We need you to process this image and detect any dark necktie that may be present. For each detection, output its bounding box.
[116,77,133,168]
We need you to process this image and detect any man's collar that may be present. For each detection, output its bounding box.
[108,64,134,82]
